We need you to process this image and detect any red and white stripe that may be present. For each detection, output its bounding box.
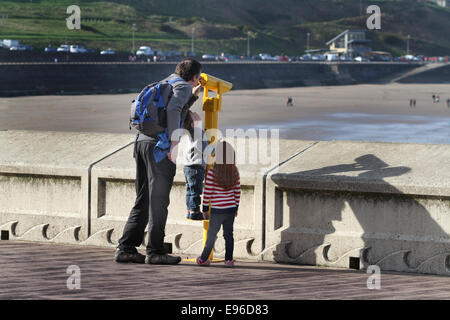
[202,167,240,209]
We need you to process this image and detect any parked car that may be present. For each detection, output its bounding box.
[354,56,368,62]
[57,45,70,52]
[202,54,216,61]
[100,48,115,55]
[216,55,229,62]
[325,54,339,61]
[153,55,166,62]
[276,55,291,62]
[216,53,236,62]
[259,53,277,61]
[300,54,312,61]
[70,45,87,53]
[370,54,391,62]
[312,54,326,61]
[44,46,57,52]
[339,56,353,61]
[136,46,153,56]
[3,39,19,48]
[402,55,420,61]
[416,55,426,61]
[10,45,32,51]
[166,50,181,57]
[86,48,96,54]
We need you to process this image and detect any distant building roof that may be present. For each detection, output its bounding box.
[326,29,366,46]
[305,49,328,53]
[348,39,371,44]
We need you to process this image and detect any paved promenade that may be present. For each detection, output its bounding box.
[1,241,449,300]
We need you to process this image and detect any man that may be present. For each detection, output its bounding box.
[115,59,203,265]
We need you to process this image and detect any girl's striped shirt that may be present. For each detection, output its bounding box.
[202,167,240,214]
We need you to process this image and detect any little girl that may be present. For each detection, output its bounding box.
[197,141,241,268]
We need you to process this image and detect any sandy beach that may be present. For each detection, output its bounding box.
[1,83,449,144]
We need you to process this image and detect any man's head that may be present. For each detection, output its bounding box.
[175,59,202,87]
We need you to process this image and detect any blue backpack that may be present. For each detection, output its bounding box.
[130,78,184,136]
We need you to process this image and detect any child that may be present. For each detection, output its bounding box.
[182,111,208,221]
[197,141,241,268]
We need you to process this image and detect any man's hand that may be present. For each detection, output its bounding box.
[192,82,203,97]
[167,140,179,164]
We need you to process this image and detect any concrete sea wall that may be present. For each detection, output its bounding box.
[0,62,420,97]
[0,130,449,276]
[397,63,450,84]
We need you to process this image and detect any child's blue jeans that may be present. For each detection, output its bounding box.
[183,165,205,212]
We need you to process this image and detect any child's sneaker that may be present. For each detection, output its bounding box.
[196,256,211,266]
[224,260,235,268]
[190,211,203,220]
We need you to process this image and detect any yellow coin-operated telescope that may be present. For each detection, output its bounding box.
[199,73,232,144]
[184,73,232,263]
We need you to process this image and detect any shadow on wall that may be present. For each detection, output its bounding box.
[271,154,450,275]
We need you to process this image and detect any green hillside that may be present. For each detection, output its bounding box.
[0,0,449,56]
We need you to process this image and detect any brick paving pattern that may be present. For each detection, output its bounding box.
[1,241,449,300]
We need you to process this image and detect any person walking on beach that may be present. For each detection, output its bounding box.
[447,98,450,108]
[115,59,203,265]
[196,141,241,268]
[286,96,293,107]
[432,94,436,103]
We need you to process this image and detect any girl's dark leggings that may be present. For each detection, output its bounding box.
[200,212,235,261]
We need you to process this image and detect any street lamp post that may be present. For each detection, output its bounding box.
[247,31,250,57]
[407,34,410,56]
[132,23,136,55]
[191,27,195,56]
[306,32,311,51]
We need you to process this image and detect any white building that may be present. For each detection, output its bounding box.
[326,30,372,58]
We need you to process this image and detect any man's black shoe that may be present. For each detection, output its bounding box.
[145,253,182,265]
[114,249,146,263]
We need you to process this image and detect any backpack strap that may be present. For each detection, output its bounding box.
[167,77,184,85]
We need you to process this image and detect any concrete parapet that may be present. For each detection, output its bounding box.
[266,140,450,275]
[89,135,314,260]
[0,130,134,242]
[1,130,449,275]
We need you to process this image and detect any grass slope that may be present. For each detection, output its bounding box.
[0,0,448,56]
